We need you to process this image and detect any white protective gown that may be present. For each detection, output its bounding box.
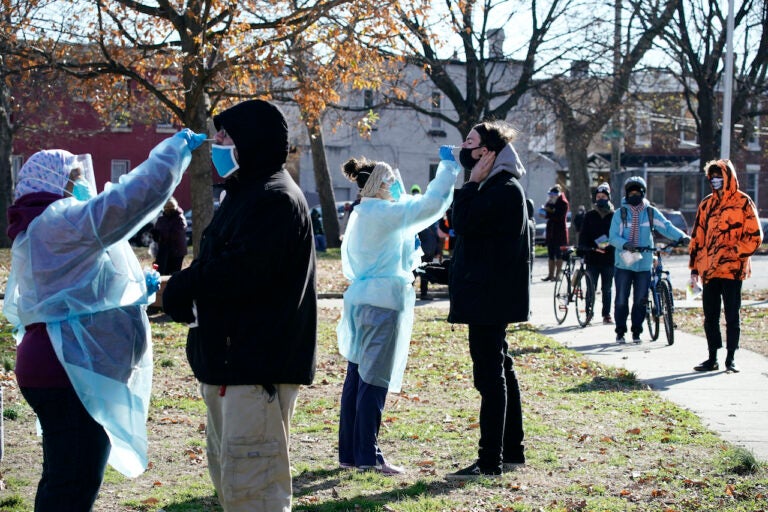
[3,133,195,477]
[337,159,460,392]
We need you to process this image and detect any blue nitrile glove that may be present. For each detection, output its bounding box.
[145,267,161,295]
[439,145,456,162]
[175,129,207,151]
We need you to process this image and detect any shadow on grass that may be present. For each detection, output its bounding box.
[163,495,222,512]
[565,373,648,393]
[293,472,456,512]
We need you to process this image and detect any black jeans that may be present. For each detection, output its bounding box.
[702,277,742,354]
[586,263,615,318]
[468,323,525,471]
[20,386,110,512]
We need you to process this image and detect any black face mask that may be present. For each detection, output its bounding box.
[459,147,481,169]
[626,195,643,206]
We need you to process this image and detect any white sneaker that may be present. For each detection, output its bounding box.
[616,335,626,344]
[357,461,405,475]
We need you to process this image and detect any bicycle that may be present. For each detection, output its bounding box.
[553,246,595,327]
[634,242,678,345]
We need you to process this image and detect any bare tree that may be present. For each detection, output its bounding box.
[535,0,678,222]
[659,0,768,169]
[29,0,365,252]
[380,0,575,155]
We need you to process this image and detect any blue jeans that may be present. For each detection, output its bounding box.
[20,386,110,512]
[702,278,742,354]
[314,234,327,252]
[613,268,651,337]
[586,264,615,318]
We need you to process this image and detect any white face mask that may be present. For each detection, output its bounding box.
[710,177,724,190]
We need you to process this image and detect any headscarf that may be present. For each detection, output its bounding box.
[14,150,74,201]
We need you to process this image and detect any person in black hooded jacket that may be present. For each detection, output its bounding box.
[445,120,530,481]
[162,100,317,512]
[577,183,616,324]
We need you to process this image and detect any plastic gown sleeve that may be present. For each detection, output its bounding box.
[3,132,195,477]
[336,159,459,392]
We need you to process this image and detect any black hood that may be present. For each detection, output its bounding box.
[213,99,289,176]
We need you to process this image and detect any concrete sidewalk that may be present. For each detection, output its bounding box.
[527,275,768,462]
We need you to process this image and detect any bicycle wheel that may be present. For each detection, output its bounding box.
[645,294,660,341]
[574,269,595,327]
[553,271,569,324]
[658,279,675,345]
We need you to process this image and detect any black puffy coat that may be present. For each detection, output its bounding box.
[163,168,317,386]
[448,171,531,324]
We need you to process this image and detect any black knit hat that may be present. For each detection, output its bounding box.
[595,183,611,199]
[213,100,289,174]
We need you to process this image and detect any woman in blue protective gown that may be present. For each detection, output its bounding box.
[336,149,459,474]
[4,130,204,510]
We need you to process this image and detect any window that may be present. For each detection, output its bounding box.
[111,111,132,132]
[747,116,760,151]
[681,174,699,210]
[431,91,441,129]
[744,164,759,204]
[649,176,665,206]
[679,104,697,147]
[363,89,373,109]
[111,159,130,182]
[634,109,651,147]
[429,163,438,181]
[156,114,176,133]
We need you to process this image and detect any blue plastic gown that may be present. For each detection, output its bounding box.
[3,133,195,477]
[337,160,460,392]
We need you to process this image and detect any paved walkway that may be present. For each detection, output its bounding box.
[526,276,768,462]
[321,265,768,462]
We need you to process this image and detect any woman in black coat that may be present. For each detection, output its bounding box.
[446,120,530,480]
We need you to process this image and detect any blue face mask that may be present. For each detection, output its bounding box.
[710,177,724,190]
[212,144,240,178]
[71,179,95,201]
[390,181,404,202]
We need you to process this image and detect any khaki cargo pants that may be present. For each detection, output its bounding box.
[201,383,299,512]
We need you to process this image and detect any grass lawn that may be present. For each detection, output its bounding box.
[1,248,767,511]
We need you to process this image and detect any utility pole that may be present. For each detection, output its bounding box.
[720,0,735,159]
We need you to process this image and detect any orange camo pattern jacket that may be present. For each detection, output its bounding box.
[689,160,763,283]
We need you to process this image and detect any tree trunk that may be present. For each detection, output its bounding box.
[563,131,592,244]
[696,87,718,171]
[185,92,213,256]
[306,117,341,248]
[0,77,13,248]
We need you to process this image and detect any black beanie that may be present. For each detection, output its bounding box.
[213,100,289,174]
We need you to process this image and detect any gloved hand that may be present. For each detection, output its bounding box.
[175,129,207,151]
[622,242,636,252]
[144,267,161,295]
[439,145,456,162]
[679,235,691,246]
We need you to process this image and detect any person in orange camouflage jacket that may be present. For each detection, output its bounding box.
[689,159,763,373]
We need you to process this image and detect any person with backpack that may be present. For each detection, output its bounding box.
[577,183,615,324]
[608,176,689,344]
[689,160,763,372]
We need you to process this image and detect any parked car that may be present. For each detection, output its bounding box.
[654,209,690,245]
[760,218,768,244]
[310,201,349,220]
